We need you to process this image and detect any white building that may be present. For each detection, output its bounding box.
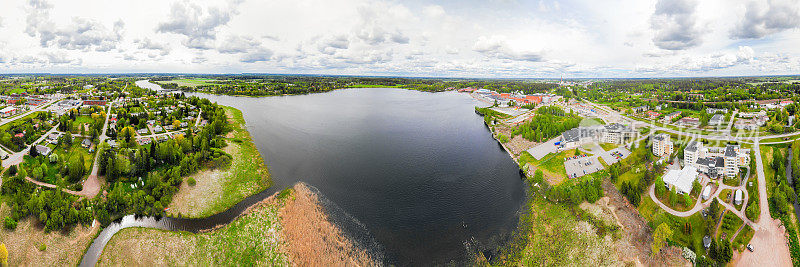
[684,141,749,178]
[663,165,698,194]
[561,123,638,149]
[0,106,17,117]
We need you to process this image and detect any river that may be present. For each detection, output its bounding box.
[81,81,526,265]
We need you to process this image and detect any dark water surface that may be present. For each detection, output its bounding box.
[81,87,525,266]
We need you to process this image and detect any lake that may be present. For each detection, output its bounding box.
[190,88,526,265]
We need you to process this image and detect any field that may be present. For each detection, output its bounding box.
[100,183,378,266]
[494,196,620,265]
[719,212,744,240]
[155,78,220,87]
[99,193,289,265]
[0,203,100,266]
[519,149,581,184]
[167,106,272,218]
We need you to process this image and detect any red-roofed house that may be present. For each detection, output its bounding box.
[646,111,661,120]
[525,95,543,104]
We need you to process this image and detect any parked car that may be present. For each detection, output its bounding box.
[747,244,754,252]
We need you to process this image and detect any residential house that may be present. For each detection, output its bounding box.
[663,111,681,122]
[35,145,52,157]
[709,114,725,126]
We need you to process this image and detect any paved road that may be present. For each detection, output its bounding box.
[726,110,738,131]
[585,100,800,142]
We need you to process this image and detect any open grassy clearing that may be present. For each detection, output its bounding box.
[519,149,583,184]
[732,225,754,252]
[600,143,619,151]
[0,202,100,266]
[719,212,743,240]
[99,192,289,266]
[167,106,271,218]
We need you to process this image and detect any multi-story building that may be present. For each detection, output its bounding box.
[652,134,673,157]
[561,123,639,149]
[684,142,750,178]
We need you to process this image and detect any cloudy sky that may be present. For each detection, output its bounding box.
[0,0,798,77]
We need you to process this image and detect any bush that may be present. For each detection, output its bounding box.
[38,243,46,251]
[187,177,196,186]
[3,217,17,230]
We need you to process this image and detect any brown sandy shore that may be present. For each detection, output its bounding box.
[97,182,378,266]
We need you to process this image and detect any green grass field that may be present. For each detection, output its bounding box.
[599,143,619,151]
[719,212,743,239]
[100,192,290,265]
[732,225,754,251]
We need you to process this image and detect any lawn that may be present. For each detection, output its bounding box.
[599,143,619,151]
[518,149,582,185]
[760,145,782,201]
[719,212,743,240]
[167,106,272,218]
[720,189,732,203]
[23,141,95,187]
[732,224,755,252]
[616,168,644,188]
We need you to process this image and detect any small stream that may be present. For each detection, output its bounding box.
[79,186,280,266]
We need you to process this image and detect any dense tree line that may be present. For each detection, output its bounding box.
[512,106,580,142]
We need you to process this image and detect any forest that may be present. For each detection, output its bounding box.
[511,106,581,142]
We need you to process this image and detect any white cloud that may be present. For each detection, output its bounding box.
[156,0,242,49]
[473,35,544,62]
[650,0,702,50]
[730,0,800,39]
[0,0,796,77]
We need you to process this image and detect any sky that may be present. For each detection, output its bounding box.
[0,0,798,78]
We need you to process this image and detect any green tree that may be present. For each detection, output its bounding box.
[710,198,720,221]
[652,223,673,255]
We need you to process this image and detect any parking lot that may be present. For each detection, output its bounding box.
[598,147,631,165]
[564,155,603,178]
[527,137,560,160]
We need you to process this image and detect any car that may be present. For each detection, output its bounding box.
[747,244,754,252]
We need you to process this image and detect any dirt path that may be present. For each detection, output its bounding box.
[602,180,686,265]
[738,140,792,265]
[24,177,81,195]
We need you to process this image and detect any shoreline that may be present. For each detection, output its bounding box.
[97,182,380,266]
